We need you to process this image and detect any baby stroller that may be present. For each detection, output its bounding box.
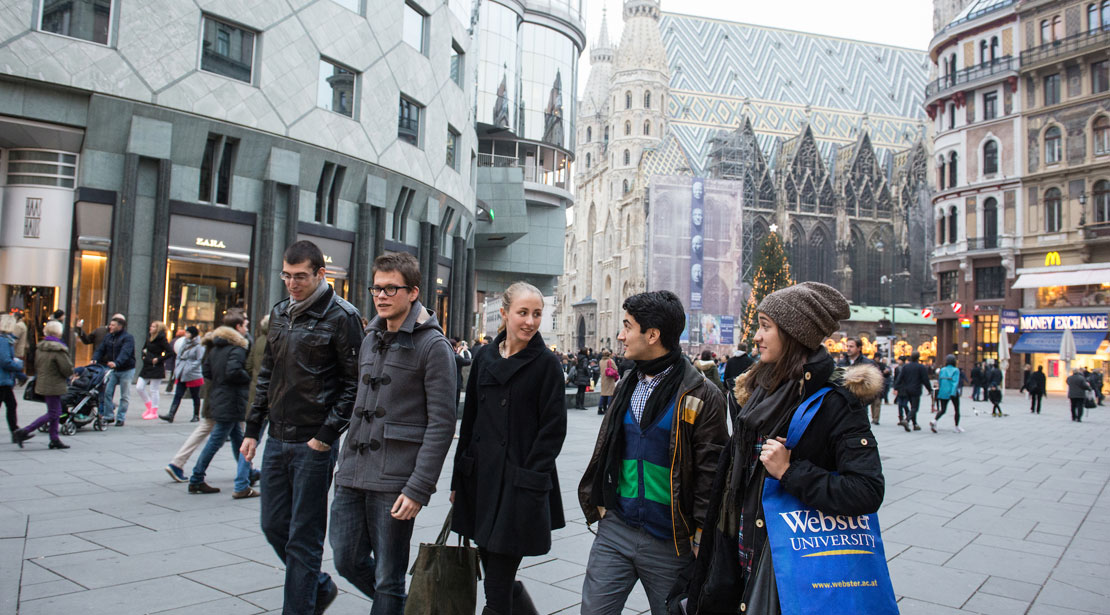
[40,364,111,435]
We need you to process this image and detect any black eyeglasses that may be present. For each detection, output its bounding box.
[369,285,412,297]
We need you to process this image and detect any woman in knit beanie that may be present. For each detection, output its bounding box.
[675,282,887,613]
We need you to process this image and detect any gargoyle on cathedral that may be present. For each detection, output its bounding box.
[559,0,934,351]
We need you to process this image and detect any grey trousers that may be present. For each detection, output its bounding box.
[580,515,693,615]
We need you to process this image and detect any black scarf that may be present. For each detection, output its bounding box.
[612,347,686,428]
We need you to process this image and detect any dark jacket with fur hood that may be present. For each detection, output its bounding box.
[202,326,251,423]
[676,350,885,614]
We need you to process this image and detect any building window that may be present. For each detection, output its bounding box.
[938,157,946,190]
[644,91,651,109]
[939,270,959,301]
[40,0,113,45]
[1045,126,1062,164]
[586,126,591,143]
[6,149,77,187]
[948,205,958,243]
[201,16,256,83]
[983,92,997,120]
[947,102,956,130]
[983,140,999,175]
[449,41,464,87]
[445,126,459,170]
[948,151,958,187]
[622,179,629,193]
[315,162,345,225]
[975,314,999,364]
[1091,3,1101,32]
[990,36,999,62]
[1095,116,1110,155]
[983,197,999,248]
[1054,15,1064,40]
[585,153,591,168]
[1041,19,1051,44]
[625,91,632,109]
[937,212,946,245]
[623,149,630,165]
[1095,179,1110,223]
[604,125,609,144]
[624,121,631,136]
[1093,60,1109,93]
[402,1,426,54]
[398,96,422,147]
[317,58,356,117]
[198,134,237,205]
[1045,187,1063,232]
[979,39,989,65]
[975,266,1006,299]
[643,120,651,135]
[1044,74,1061,105]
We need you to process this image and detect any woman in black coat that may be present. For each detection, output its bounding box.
[452,282,567,615]
[137,322,173,420]
[676,283,885,615]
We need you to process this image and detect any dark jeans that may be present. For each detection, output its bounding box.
[935,396,960,426]
[1030,393,1044,413]
[576,385,587,408]
[598,395,612,413]
[329,486,415,614]
[169,383,200,418]
[260,438,338,614]
[896,394,909,422]
[189,420,249,489]
[1070,398,1085,421]
[480,548,524,614]
[905,394,922,426]
[23,395,63,441]
[1,385,17,432]
[971,385,981,401]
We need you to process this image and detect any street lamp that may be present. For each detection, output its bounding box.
[876,239,897,357]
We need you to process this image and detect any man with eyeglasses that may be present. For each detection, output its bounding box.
[241,240,364,615]
[329,251,456,614]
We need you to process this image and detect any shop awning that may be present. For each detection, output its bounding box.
[1012,331,1108,354]
[1012,268,1110,288]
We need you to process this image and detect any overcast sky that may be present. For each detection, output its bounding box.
[579,0,936,92]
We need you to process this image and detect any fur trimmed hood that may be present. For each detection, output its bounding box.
[732,359,884,407]
[203,326,248,349]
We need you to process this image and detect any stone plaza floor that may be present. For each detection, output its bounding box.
[1,387,1108,614]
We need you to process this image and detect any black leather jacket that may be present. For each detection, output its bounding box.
[245,285,364,445]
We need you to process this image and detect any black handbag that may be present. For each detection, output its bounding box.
[405,508,481,615]
[22,377,44,402]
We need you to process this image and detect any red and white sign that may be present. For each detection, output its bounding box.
[921,307,933,319]
[951,302,963,314]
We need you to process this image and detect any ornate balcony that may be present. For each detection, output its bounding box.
[1021,26,1110,70]
[925,56,1016,102]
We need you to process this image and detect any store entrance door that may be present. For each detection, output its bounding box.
[6,285,57,373]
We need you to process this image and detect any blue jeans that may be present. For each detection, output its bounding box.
[329,486,415,614]
[189,421,250,490]
[100,367,134,421]
[260,438,338,615]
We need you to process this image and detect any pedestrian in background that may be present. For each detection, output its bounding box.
[694,348,727,394]
[1066,368,1091,422]
[74,317,109,357]
[452,281,566,615]
[163,326,204,422]
[10,309,28,362]
[0,314,29,440]
[1028,365,1046,414]
[92,314,136,426]
[571,355,591,409]
[137,321,172,420]
[932,354,964,433]
[893,351,932,431]
[986,360,1003,416]
[970,362,983,401]
[13,320,72,450]
[597,349,618,416]
[452,338,472,416]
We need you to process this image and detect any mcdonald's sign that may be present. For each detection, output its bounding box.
[1045,252,1061,266]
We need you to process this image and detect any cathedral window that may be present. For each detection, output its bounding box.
[623,179,629,193]
[586,126,591,142]
[643,120,651,135]
[644,91,651,109]
[623,149,630,165]
[625,121,631,136]
[625,91,632,109]
[808,228,830,284]
[983,140,999,175]
[586,153,591,168]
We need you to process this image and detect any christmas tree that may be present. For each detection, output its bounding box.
[740,226,793,346]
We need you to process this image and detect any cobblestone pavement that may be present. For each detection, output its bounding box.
[2,388,1108,614]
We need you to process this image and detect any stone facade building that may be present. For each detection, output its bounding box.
[558,0,933,352]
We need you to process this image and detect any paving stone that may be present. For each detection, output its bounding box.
[971,534,1065,558]
[34,545,244,589]
[945,544,1058,584]
[18,578,85,601]
[963,591,1032,615]
[888,558,986,608]
[183,560,286,595]
[897,546,954,565]
[20,560,64,584]
[518,556,588,584]
[1034,579,1110,614]
[19,574,227,615]
[945,504,1037,539]
[23,534,106,559]
[884,513,979,554]
[0,537,22,615]
[78,521,256,555]
[978,576,1042,602]
[151,596,266,614]
[892,596,967,614]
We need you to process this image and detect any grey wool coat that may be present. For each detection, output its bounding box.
[334,301,457,506]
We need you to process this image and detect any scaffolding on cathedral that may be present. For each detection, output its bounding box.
[706,128,759,286]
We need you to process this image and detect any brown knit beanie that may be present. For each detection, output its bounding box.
[757,282,850,349]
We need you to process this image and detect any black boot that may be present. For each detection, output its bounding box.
[12,429,33,448]
[49,440,70,450]
[512,581,540,615]
[190,412,200,422]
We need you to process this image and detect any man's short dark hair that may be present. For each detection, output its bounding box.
[372,252,421,288]
[622,290,685,352]
[910,351,920,362]
[844,337,860,348]
[737,342,748,352]
[284,240,325,271]
[223,311,246,329]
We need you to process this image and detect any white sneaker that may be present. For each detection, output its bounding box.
[954,426,965,433]
[929,420,937,433]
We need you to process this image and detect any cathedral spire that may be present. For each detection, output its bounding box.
[590,6,614,64]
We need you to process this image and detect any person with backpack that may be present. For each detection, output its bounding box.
[932,354,964,433]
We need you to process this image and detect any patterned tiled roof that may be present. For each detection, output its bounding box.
[659,12,929,174]
[638,132,693,182]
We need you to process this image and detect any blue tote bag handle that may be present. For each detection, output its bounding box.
[761,386,899,615]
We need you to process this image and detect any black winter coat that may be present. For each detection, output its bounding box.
[1029,371,1047,394]
[139,334,173,380]
[680,354,885,615]
[893,361,932,396]
[451,331,567,557]
[202,326,251,423]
